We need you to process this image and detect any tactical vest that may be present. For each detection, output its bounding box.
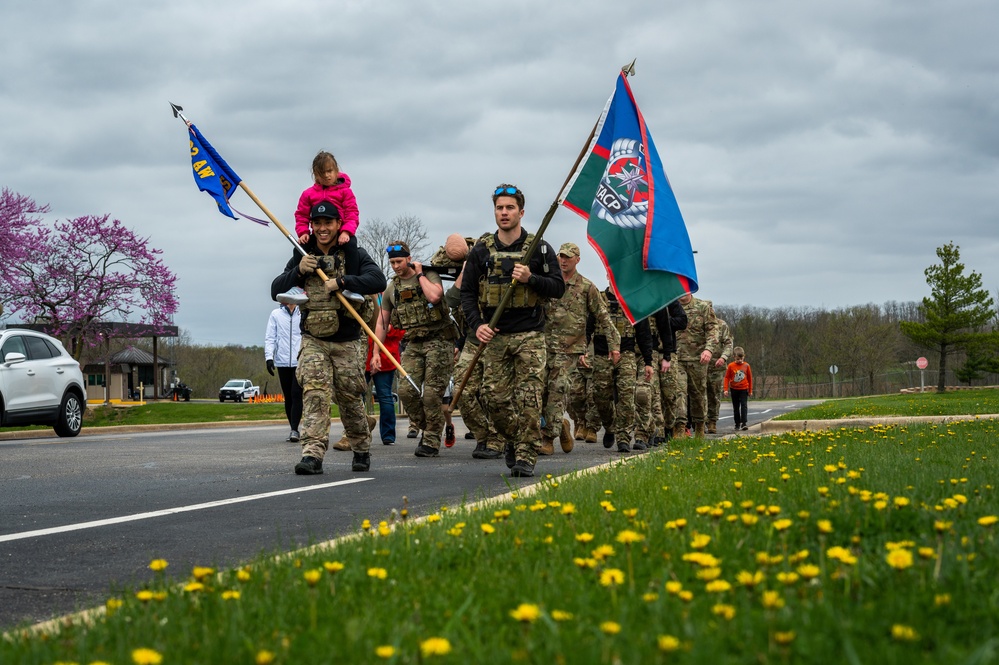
[301,252,346,337]
[477,233,548,308]
[606,296,635,340]
[389,274,451,335]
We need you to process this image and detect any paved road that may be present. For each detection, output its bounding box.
[0,400,816,630]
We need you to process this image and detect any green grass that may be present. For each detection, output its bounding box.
[83,402,293,427]
[774,388,999,421]
[3,419,997,664]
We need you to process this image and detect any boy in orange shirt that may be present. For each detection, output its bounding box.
[723,346,753,431]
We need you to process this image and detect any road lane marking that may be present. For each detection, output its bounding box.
[0,478,374,543]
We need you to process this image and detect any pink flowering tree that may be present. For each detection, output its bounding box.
[0,189,178,360]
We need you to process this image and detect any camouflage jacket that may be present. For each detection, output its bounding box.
[676,297,720,362]
[710,319,734,373]
[545,271,620,355]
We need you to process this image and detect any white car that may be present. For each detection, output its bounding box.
[218,379,260,403]
[0,328,86,437]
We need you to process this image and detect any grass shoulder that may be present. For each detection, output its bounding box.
[774,388,999,421]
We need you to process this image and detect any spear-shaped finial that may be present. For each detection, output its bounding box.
[622,59,637,77]
[169,102,190,125]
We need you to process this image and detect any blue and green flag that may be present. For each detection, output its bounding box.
[562,72,697,323]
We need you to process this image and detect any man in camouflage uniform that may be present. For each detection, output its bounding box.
[654,300,688,444]
[706,318,733,433]
[459,184,564,477]
[634,315,663,448]
[271,201,387,475]
[539,242,620,455]
[673,294,720,438]
[444,266,504,459]
[589,288,654,453]
[372,241,455,457]
[568,349,602,443]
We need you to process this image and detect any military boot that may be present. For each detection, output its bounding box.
[559,418,574,453]
[573,422,586,441]
[332,435,351,451]
[584,428,598,444]
[672,423,687,439]
[694,423,706,438]
[539,436,555,456]
[707,421,717,434]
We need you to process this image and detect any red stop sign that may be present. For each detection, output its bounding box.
[916,357,928,369]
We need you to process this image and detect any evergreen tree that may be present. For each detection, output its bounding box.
[900,242,996,392]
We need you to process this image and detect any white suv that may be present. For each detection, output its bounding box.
[0,328,86,437]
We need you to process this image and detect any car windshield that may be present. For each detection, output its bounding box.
[223,381,244,388]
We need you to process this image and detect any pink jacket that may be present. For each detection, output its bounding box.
[294,172,359,238]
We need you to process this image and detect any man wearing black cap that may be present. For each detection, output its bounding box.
[271,200,387,475]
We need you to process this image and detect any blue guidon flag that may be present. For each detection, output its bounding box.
[562,72,698,323]
[188,124,242,219]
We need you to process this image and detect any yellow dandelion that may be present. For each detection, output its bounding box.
[776,572,800,585]
[891,624,919,642]
[623,508,639,518]
[978,515,999,527]
[574,557,598,569]
[934,593,951,606]
[419,637,452,657]
[736,570,765,587]
[375,645,396,659]
[734,481,743,489]
[658,635,681,652]
[106,598,123,614]
[367,567,388,580]
[712,603,736,620]
[817,486,830,497]
[255,650,275,665]
[774,631,796,645]
[378,524,391,536]
[551,609,574,621]
[600,568,626,587]
[696,567,722,581]
[600,500,616,512]
[678,590,694,602]
[576,532,595,543]
[917,547,936,560]
[426,514,442,523]
[773,518,793,531]
[509,603,541,623]
[303,569,322,587]
[705,579,732,593]
[561,503,576,515]
[934,520,952,533]
[665,581,683,595]
[323,561,345,573]
[592,544,616,560]
[797,564,820,579]
[690,533,712,549]
[481,523,496,534]
[886,549,914,570]
[643,592,660,602]
[221,590,241,600]
[148,559,168,572]
[192,566,215,581]
[237,569,252,582]
[761,590,785,609]
[600,621,621,635]
[135,590,154,602]
[361,519,372,530]
[741,514,759,526]
[616,529,645,545]
[131,648,163,665]
[183,581,205,593]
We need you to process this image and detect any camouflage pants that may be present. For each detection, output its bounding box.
[297,335,370,459]
[592,353,639,443]
[541,350,578,440]
[398,335,454,450]
[479,330,546,466]
[676,358,709,426]
[660,353,682,429]
[454,342,502,452]
[568,363,601,432]
[635,353,664,442]
[707,367,725,422]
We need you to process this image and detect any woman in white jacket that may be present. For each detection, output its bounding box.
[265,292,303,441]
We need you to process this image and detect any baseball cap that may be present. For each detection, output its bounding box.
[310,201,341,219]
[558,242,580,257]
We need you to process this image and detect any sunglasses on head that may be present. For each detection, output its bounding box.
[386,244,405,252]
[494,186,519,196]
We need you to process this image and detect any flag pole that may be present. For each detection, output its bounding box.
[446,61,636,413]
[169,103,421,395]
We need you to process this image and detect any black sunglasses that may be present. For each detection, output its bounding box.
[494,186,520,196]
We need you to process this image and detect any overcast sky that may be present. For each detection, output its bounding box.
[3,0,997,347]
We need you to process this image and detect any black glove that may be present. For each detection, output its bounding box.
[266,359,275,376]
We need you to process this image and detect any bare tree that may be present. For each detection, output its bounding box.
[356,214,431,279]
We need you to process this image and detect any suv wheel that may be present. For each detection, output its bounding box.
[54,392,83,437]
[219,396,225,402]
[236,394,243,403]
